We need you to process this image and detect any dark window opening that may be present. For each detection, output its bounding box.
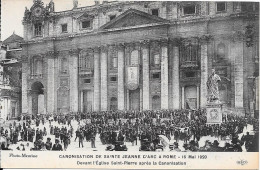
[61,24,67,32]
[241,2,255,12]
[184,5,196,15]
[152,73,160,79]
[151,9,159,16]
[216,2,226,12]
[110,76,117,82]
[82,21,91,29]
[34,23,42,36]
[185,72,196,78]
[110,15,116,21]
[84,79,91,84]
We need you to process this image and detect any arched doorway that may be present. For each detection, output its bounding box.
[31,81,45,115]
[152,95,161,110]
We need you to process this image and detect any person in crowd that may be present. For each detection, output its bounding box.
[52,139,63,151]
[45,137,52,150]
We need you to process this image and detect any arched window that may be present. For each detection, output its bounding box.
[152,95,161,110]
[110,97,118,111]
[130,50,139,65]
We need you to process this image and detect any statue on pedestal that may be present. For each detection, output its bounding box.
[207,69,221,103]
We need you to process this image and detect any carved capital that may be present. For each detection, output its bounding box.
[46,51,58,58]
[116,43,125,51]
[93,46,101,53]
[69,48,80,55]
[159,38,169,47]
[100,45,108,53]
[140,40,150,48]
[170,37,182,47]
[199,34,213,44]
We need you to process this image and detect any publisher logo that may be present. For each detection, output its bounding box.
[236,159,248,166]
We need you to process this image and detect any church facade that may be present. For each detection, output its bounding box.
[21,0,259,116]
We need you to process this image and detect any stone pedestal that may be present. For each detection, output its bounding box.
[206,102,222,124]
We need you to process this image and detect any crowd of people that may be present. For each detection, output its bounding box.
[0,109,259,152]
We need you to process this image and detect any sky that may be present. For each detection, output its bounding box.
[1,0,97,41]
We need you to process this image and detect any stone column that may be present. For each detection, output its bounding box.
[197,86,200,109]
[21,55,28,113]
[100,46,108,111]
[141,41,150,110]
[126,90,130,110]
[231,34,244,108]
[200,37,209,108]
[69,49,79,112]
[117,44,125,110]
[46,51,56,114]
[172,40,180,109]
[80,91,84,112]
[161,41,169,109]
[182,86,185,109]
[93,47,101,111]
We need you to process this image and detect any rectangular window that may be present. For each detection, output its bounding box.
[34,23,42,36]
[83,79,91,84]
[183,5,196,15]
[61,24,67,32]
[151,9,159,16]
[82,21,91,29]
[110,76,117,82]
[152,72,160,79]
[216,2,226,12]
[109,15,116,21]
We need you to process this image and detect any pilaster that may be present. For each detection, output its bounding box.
[100,46,108,111]
[117,44,125,110]
[69,49,80,112]
[21,55,29,113]
[200,35,211,108]
[172,39,181,109]
[160,40,169,109]
[46,51,57,114]
[141,40,150,110]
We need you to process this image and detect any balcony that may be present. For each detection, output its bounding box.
[180,61,199,68]
[79,68,93,76]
